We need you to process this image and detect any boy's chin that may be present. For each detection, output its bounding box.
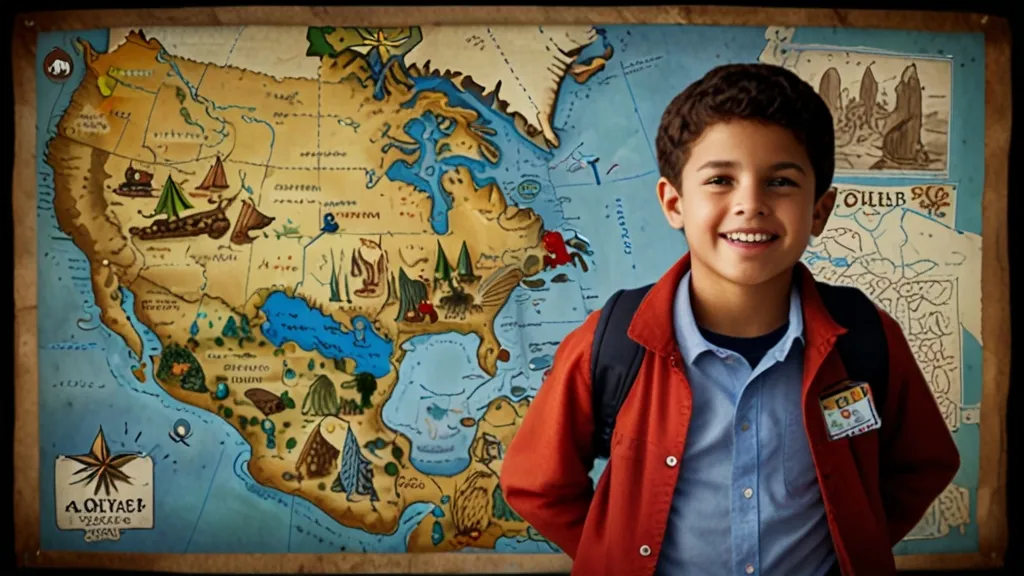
[696,252,798,288]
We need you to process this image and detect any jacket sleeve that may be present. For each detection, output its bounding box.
[877,311,962,545]
[499,311,600,559]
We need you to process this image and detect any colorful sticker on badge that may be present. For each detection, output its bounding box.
[819,380,881,440]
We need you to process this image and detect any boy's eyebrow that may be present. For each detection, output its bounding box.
[696,160,807,174]
[771,161,807,174]
[696,160,739,171]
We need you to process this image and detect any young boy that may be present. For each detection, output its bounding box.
[500,63,960,576]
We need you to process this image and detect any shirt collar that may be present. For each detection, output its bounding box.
[673,270,805,365]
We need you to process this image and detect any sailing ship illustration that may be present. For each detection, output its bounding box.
[230,198,275,245]
[129,175,234,241]
[113,163,155,198]
[196,155,230,192]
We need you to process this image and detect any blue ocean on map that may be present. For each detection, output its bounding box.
[35,22,985,557]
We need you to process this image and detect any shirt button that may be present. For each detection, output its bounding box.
[639,545,652,556]
[745,564,755,574]
[743,487,754,499]
[741,422,750,431]
[666,456,678,467]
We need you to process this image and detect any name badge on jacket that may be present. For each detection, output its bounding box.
[819,380,882,441]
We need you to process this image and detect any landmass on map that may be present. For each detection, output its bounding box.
[905,483,972,541]
[44,28,602,552]
[108,24,600,151]
[803,182,981,540]
[400,25,598,148]
[760,26,952,174]
[761,28,979,546]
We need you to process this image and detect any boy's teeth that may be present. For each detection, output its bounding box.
[725,232,773,243]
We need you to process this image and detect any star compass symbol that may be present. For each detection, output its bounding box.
[67,427,140,497]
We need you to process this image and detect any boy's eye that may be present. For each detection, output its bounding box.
[705,176,732,186]
[769,177,798,188]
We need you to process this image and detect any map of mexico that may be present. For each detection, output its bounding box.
[16,12,1008,571]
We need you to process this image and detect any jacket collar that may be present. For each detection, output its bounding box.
[674,269,806,366]
[626,253,847,358]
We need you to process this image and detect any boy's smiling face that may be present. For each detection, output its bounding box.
[656,119,836,288]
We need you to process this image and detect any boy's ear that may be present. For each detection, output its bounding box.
[656,177,685,231]
[810,186,837,237]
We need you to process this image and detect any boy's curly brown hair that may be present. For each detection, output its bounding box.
[655,63,836,200]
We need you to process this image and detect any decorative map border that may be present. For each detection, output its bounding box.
[11,5,1011,574]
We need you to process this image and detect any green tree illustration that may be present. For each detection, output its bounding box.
[342,372,379,409]
[433,240,454,291]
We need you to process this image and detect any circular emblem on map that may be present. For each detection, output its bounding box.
[516,179,541,202]
[43,48,73,82]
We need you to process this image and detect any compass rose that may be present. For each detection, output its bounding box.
[67,427,140,496]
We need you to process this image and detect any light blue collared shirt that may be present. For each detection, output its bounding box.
[654,271,835,576]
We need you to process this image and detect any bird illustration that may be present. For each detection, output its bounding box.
[321,213,339,233]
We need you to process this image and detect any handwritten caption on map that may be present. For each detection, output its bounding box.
[54,428,154,542]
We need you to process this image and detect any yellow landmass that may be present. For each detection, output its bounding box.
[136,286,538,551]
[45,135,145,358]
[48,30,561,551]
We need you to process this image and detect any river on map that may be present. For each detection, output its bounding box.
[259,291,393,379]
[36,29,432,554]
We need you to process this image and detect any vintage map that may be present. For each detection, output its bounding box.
[35,23,984,556]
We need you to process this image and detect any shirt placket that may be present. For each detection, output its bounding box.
[728,352,761,576]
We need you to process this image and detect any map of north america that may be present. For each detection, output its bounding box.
[37,24,984,556]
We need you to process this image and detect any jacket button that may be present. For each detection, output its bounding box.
[745,564,755,574]
[666,456,678,467]
[639,545,652,557]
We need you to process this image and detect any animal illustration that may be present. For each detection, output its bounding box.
[439,285,482,320]
[351,238,387,298]
[418,300,439,323]
[48,59,71,76]
[542,231,589,272]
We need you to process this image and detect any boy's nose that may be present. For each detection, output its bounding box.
[731,183,771,216]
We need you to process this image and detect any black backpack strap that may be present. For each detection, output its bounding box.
[590,285,653,459]
[815,281,890,408]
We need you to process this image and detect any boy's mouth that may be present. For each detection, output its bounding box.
[719,230,779,245]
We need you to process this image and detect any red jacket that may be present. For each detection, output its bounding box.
[500,254,960,576]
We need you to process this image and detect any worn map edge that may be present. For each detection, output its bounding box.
[11,5,1011,573]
